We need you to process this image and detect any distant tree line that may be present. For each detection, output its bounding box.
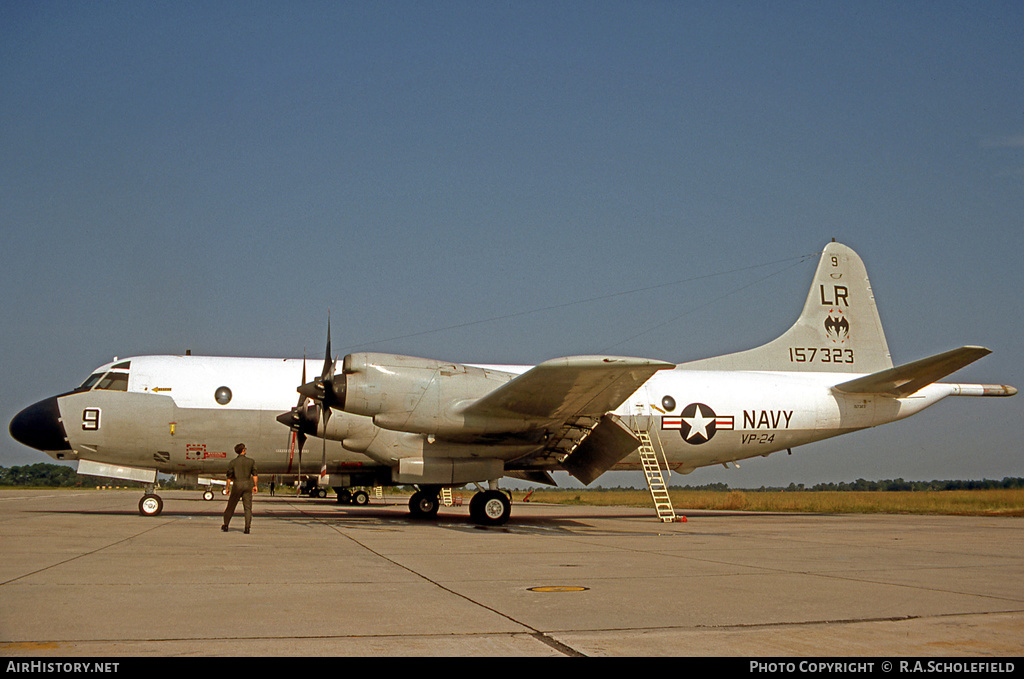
[0,463,82,487]
[670,478,1024,492]
[0,463,149,488]
[1,463,1022,492]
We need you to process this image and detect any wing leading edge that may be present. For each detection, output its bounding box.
[462,355,674,422]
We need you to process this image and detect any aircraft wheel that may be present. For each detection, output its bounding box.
[472,490,511,526]
[139,494,163,517]
[409,490,440,519]
[469,492,484,521]
[352,490,369,506]
[336,489,352,504]
[202,490,214,501]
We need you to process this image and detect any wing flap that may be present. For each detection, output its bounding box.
[561,414,640,485]
[461,355,674,422]
[833,346,991,397]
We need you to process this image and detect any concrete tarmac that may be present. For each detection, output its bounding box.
[0,489,1022,657]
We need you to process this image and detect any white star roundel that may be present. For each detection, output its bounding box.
[662,403,733,445]
[681,403,716,443]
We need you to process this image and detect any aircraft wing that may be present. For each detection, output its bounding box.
[832,346,992,397]
[464,356,673,486]
[462,355,674,422]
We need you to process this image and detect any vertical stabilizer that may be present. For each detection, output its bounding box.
[682,242,893,373]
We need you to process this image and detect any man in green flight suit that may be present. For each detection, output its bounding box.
[222,443,258,534]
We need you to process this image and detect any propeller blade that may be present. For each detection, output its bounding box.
[321,428,327,487]
[323,315,332,379]
[315,315,337,426]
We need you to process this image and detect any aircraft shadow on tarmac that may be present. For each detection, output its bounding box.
[27,499,592,531]
[28,495,795,537]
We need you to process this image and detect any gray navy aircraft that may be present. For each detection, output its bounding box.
[10,242,1016,525]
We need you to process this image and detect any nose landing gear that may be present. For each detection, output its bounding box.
[139,492,163,516]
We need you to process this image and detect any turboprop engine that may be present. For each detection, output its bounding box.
[307,352,526,487]
[336,352,527,436]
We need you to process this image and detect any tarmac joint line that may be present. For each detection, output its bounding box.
[292,502,590,657]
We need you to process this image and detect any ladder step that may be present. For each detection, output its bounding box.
[636,431,677,522]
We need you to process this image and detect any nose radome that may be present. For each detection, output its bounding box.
[9,396,71,452]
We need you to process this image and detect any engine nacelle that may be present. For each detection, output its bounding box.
[394,457,503,485]
[337,352,522,435]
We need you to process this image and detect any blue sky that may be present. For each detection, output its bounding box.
[2,1,1021,488]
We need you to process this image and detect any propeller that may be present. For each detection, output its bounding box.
[276,354,316,485]
[277,317,343,494]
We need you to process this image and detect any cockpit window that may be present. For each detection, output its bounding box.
[77,363,131,392]
[78,373,104,391]
[96,372,129,391]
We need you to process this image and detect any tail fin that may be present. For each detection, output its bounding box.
[682,241,893,373]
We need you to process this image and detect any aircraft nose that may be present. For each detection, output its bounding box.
[9,396,70,452]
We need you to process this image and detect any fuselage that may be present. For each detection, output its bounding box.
[12,353,961,482]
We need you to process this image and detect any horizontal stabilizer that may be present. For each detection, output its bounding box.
[833,346,992,397]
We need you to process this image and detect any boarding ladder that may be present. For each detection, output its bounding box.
[440,487,453,507]
[637,431,677,522]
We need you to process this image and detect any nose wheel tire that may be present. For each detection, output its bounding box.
[139,494,163,517]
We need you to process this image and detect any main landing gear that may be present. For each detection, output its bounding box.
[408,486,512,526]
[469,490,511,526]
[408,488,441,519]
[335,489,370,505]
